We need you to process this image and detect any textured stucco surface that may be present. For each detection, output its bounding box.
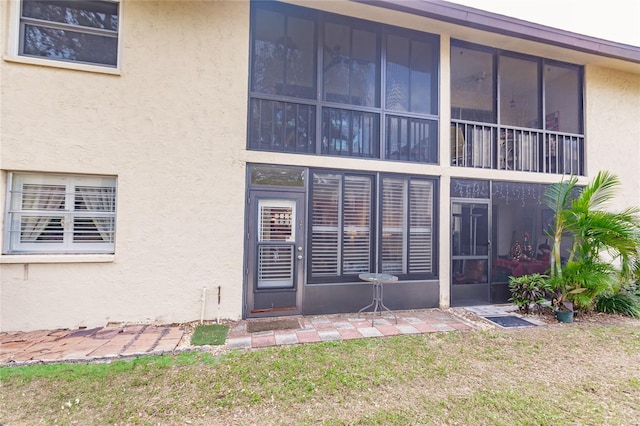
[1,0,250,331]
[1,0,639,331]
[584,66,640,208]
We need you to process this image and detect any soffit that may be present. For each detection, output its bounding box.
[278,0,640,75]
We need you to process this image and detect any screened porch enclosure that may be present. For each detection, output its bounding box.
[450,179,568,306]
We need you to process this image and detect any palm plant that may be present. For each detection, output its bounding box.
[543,171,640,311]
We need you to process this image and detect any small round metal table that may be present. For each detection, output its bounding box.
[357,273,398,326]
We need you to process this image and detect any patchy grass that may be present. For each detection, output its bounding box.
[1,323,639,425]
[190,324,229,346]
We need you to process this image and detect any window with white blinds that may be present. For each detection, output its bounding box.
[381,177,434,275]
[310,170,435,282]
[311,173,372,279]
[5,173,117,254]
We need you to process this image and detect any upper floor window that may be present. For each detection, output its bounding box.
[452,43,582,134]
[4,173,117,254]
[249,2,439,164]
[451,41,584,175]
[18,0,120,68]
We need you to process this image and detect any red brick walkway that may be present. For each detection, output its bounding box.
[0,324,184,365]
[226,309,474,350]
[0,309,477,365]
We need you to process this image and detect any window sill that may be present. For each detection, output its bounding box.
[3,54,121,76]
[0,254,115,264]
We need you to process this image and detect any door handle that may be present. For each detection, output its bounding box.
[297,255,303,260]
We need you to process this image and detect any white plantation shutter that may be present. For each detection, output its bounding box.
[409,180,433,273]
[311,174,341,276]
[382,178,407,274]
[342,176,371,274]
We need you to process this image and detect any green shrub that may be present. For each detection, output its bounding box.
[508,274,551,314]
[595,292,640,318]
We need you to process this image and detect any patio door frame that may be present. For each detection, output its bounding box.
[245,190,305,318]
[450,198,492,306]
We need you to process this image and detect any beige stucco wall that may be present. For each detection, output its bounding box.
[584,66,640,210]
[0,0,250,331]
[1,0,638,331]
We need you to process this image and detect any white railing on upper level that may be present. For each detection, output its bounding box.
[451,120,584,175]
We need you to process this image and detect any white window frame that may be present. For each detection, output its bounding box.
[5,0,122,74]
[4,172,117,254]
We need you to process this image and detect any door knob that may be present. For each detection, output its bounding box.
[297,255,303,260]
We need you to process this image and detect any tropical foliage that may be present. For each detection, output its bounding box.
[508,273,551,314]
[543,171,640,312]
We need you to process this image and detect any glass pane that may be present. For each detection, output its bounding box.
[21,184,65,210]
[451,46,494,123]
[343,176,372,274]
[351,29,377,106]
[324,22,378,107]
[451,203,489,256]
[382,178,407,274]
[23,25,118,66]
[285,16,316,97]
[257,201,296,288]
[409,39,437,114]
[499,55,539,128]
[249,99,315,153]
[20,216,64,242]
[22,0,119,31]
[386,116,437,163]
[321,108,379,158]
[409,180,433,273]
[450,179,490,198]
[311,173,341,276]
[250,166,305,187]
[324,22,350,103]
[74,186,116,212]
[452,259,488,285]
[387,34,436,114]
[386,35,410,111]
[252,9,285,94]
[73,217,114,242]
[544,64,582,134]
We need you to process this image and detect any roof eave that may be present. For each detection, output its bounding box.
[350,0,640,64]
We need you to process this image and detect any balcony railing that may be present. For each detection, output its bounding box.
[451,120,584,175]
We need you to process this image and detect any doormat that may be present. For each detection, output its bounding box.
[484,316,536,328]
[247,318,301,333]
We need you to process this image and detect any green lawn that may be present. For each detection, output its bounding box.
[1,323,639,425]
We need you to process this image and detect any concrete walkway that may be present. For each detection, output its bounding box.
[0,309,481,366]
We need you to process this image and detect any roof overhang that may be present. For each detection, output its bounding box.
[350,0,640,67]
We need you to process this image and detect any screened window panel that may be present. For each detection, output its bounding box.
[499,55,540,128]
[386,116,437,163]
[544,64,582,134]
[311,174,341,276]
[409,180,433,273]
[323,22,378,107]
[249,99,316,153]
[386,34,437,114]
[381,178,407,274]
[252,8,316,98]
[451,46,495,123]
[343,176,372,274]
[321,107,379,158]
